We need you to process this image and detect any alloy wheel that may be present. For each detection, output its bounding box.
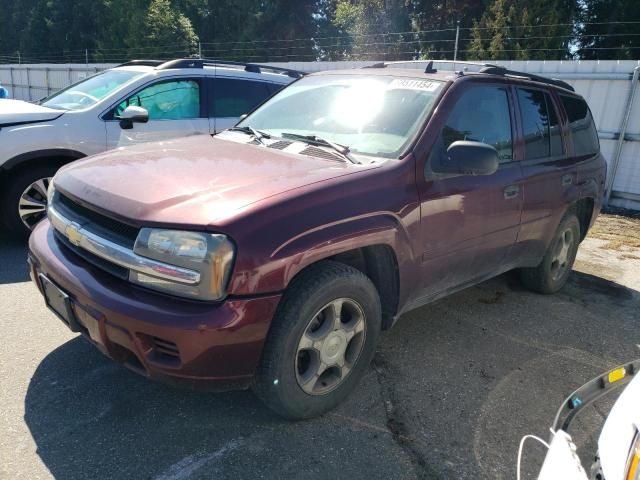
[550,227,574,281]
[18,177,52,229]
[295,298,367,395]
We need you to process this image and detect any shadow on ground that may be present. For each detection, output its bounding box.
[0,233,29,284]
[24,340,412,479]
[22,268,639,479]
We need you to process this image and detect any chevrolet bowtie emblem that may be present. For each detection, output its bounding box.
[65,222,83,246]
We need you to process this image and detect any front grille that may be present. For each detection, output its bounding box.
[300,146,344,162]
[54,230,129,280]
[52,192,139,279]
[55,193,139,248]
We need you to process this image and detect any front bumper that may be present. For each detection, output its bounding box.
[28,220,281,390]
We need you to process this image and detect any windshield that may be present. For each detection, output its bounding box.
[40,70,144,111]
[236,74,444,158]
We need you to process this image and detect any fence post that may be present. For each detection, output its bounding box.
[25,66,31,100]
[9,66,14,94]
[604,65,640,205]
[45,67,50,96]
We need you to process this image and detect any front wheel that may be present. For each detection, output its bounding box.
[1,166,57,238]
[519,213,581,294]
[253,261,382,420]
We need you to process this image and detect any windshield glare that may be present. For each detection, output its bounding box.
[237,75,444,158]
[41,70,143,111]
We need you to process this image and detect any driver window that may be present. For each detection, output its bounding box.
[115,80,200,120]
[441,85,513,163]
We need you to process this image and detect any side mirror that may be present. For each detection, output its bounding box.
[238,114,248,121]
[432,141,499,176]
[118,106,149,130]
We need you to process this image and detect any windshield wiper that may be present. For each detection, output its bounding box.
[227,126,271,145]
[280,132,360,164]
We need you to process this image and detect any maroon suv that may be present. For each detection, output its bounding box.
[28,61,606,419]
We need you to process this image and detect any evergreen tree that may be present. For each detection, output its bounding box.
[578,0,640,59]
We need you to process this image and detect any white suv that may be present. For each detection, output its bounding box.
[0,58,300,237]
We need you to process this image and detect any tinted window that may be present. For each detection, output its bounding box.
[560,95,599,157]
[547,95,564,156]
[212,78,273,117]
[442,85,513,163]
[517,88,564,160]
[116,80,200,120]
[267,83,285,95]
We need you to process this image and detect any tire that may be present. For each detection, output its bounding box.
[1,165,57,239]
[253,260,382,420]
[519,212,581,294]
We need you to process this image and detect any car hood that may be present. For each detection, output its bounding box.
[0,99,64,125]
[55,135,373,227]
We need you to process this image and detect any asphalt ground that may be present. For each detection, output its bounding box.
[1,214,639,480]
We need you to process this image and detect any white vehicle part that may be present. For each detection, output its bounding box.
[598,374,640,480]
[536,430,588,480]
[0,99,63,124]
[105,118,210,148]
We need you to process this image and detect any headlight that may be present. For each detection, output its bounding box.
[131,228,235,301]
[627,431,640,480]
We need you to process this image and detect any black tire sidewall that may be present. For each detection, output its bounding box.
[255,264,381,419]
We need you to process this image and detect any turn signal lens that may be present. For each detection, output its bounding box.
[609,367,626,384]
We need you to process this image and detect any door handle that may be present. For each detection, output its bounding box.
[503,184,519,199]
[562,174,573,186]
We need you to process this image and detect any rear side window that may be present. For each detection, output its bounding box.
[211,78,274,117]
[441,85,513,163]
[517,88,564,160]
[560,95,600,157]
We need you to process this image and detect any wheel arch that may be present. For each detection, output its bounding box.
[573,196,596,241]
[279,242,403,331]
[260,213,415,330]
[1,148,86,174]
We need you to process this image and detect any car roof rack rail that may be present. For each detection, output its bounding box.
[363,60,502,72]
[154,58,305,78]
[478,65,575,92]
[117,60,164,67]
[362,59,574,92]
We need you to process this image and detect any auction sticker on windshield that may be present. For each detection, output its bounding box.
[388,79,440,91]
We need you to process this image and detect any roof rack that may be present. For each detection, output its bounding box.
[153,58,305,78]
[116,60,164,67]
[478,65,575,92]
[362,60,575,92]
[363,60,502,71]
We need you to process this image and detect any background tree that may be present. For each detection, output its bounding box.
[137,0,199,58]
[0,0,638,63]
[577,0,640,59]
[468,0,575,60]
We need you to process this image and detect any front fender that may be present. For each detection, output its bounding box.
[227,209,420,308]
[274,212,416,289]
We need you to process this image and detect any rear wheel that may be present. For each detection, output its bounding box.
[253,261,381,420]
[519,213,581,294]
[1,166,57,238]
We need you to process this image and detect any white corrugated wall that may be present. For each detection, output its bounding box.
[1,60,639,209]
